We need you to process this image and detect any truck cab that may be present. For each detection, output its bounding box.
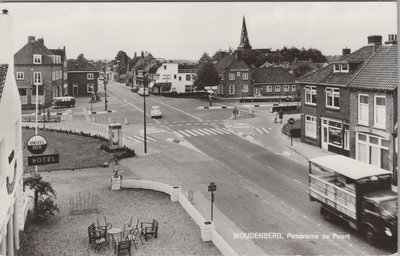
[361,190,397,245]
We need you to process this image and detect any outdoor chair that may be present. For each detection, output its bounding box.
[117,240,132,256]
[126,227,144,249]
[88,223,107,251]
[140,219,158,241]
[97,216,112,234]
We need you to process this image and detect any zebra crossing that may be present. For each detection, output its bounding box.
[126,135,157,143]
[172,127,232,138]
[254,127,271,134]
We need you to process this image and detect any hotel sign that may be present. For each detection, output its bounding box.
[28,154,59,166]
[27,135,47,154]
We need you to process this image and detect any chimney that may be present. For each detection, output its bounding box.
[134,52,137,58]
[141,51,144,57]
[235,50,241,60]
[0,9,14,65]
[367,35,382,46]
[28,35,35,42]
[342,48,351,57]
[37,37,44,45]
[385,34,397,45]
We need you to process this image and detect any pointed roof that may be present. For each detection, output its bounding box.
[238,16,252,50]
[0,64,8,101]
[214,54,236,73]
[67,54,98,72]
[14,39,55,65]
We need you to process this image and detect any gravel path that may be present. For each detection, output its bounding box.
[19,168,221,256]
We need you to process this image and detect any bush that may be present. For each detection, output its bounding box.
[100,142,135,159]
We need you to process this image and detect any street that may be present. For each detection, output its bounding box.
[28,80,396,255]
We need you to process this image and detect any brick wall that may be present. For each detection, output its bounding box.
[67,72,98,97]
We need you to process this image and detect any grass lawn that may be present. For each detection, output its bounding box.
[23,128,115,172]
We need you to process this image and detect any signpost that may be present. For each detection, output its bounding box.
[27,134,59,167]
[288,118,295,146]
[208,182,217,221]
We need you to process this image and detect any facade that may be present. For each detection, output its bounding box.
[130,51,156,89]
[14,36,65,109]
[67,54,99,97]
[151,62,198,93]
[348,35,397,181]
[49,47,67,96]
[0,10,29,256]
[252,67,297,99]
[297,35,382,157]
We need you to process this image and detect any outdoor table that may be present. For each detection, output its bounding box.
[107,227,122,252]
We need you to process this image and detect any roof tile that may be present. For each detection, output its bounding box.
[253,66,295,84]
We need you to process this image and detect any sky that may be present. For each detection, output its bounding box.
[2,2,398,61]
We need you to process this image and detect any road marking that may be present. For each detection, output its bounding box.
[229,146,234,150]
[246,155,252,159]
[255,128,263,134]
[177,124,183,126]
[172,131,184,138]
[185,130,198,136]
[127,135,157,143]
[151,98,203,121]
[220,128,231,133]
[186,123,191,125]
[196,129,211,135]
[177,130,191,137]
[266,165,274,170]
[191,129,205,136]
[261,128,270,133]
[203,128,217,135]
[214,128,230,134]
[209,128,224,134]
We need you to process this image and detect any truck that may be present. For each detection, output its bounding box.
[308,155,397,245]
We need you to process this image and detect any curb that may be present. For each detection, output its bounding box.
[198,106,234,110]
[88,110,115,115]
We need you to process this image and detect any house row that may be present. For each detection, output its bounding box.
[298,34,397,183]
[14,36,99,109]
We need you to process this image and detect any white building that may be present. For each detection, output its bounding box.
[154,62,198,93]
[0,10,29,256]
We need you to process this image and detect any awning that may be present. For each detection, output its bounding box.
[149,81,155,89]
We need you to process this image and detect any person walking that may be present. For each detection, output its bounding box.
[273,110,278,123]
[279,109,284,123]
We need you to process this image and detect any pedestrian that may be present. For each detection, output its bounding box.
[273,110,278,123]
[279,109,284,123]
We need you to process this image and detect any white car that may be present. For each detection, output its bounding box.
[150,106,162,118]
[137,87,150,96]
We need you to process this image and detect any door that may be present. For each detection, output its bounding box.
[254,87,260,96]
[321,120,328,150]
[73,84,78,96]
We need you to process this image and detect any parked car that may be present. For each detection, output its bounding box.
[150,106,162,118]
[51,96,75,108]
[137,87,149,96]
[131,86,138,93]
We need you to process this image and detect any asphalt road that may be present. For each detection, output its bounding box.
[48,81,395,255]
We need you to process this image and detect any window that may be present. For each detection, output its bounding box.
[87,83,94,93]
[179,76,181,81]
[33,54,42,64]
[236,72,241,77]
[16,72,24,80]
[266,86,272,92]
[283,85,289,92]
[341,64,349,72]
[87,73,94,80]
[305,86,316,105]
[229,85,235,95]
[242,73,248,80]
[274,85,281,92]
[374,96,386,129]
[334,64,340,72]
[305,115,317,139]
[33,72,42,85]
[242,84,248,93]
[356,132,390,170]
[292,85,296,92]
[333,63,349,73]
[186,75,191,81]
[18,88,27,96]
[185,85,192,92]
[164,65,166,70]
[358,94,369,125]
[220,73,224,81]
[326,87,340,109]
[229,73,235,81]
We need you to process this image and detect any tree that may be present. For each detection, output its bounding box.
[193,62,220,91]
[24,173,59,221]
[198,52,212,65]
[292,63,313,78]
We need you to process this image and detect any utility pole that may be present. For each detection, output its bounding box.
[143,75,148,153]
[208,182,217,221]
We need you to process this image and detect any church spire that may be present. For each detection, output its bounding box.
[238,16,252,50]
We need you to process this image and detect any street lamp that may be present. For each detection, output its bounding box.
[392,127,397,187]
[143,74,148,154]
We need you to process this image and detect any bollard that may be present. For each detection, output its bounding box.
[125,118,128,125]
[108,117,111,123]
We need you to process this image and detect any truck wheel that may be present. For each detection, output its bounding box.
[365,226,378,246]
[320,207,333,222]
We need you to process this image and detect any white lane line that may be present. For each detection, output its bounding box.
[127,102,160,124]
[177,124,183,126]
[203,128,217,135]
[209,128,224,134]
[186,123,191,126]
[197,129,211,135]
[172,131,184,138]
[261,128,270,133]
[151,98,203,121]
[185,130,198,136]
[136,135,157,142]
[255,128,263,134]
[214,128,230,134]
[127,136,143,143]
[266,165,274,170]
[220,128,231,133]
[191,129,205,136]
[177,130,191,137]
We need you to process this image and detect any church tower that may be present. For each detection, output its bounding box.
[237,16,252,50]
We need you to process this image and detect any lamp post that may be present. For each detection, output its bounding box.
[392,128,397,187]
[104,78,108,111]
[143,74,148,154]
[34,73,38,173]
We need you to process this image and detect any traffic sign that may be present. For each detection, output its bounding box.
[28,153,59,166]
[27,135,48,154]
[288,118,295,124]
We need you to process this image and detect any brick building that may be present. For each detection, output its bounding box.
[67,54,99,97]
[14,36,65,109]
[348,35,397,182]
[252,67,296,99]
[297,36,380,156]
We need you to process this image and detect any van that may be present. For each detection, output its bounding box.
[52,96,75,108]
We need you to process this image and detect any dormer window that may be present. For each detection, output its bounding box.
[33,54,42,64]
[87,73,94,80]
[333,63,349,73]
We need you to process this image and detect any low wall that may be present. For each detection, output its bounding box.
[120,179,238,256]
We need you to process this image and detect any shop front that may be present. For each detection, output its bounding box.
[320,117,350,156]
